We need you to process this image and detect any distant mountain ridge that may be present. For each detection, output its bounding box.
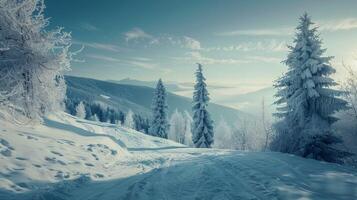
[65,76,252,126]
[216,87,276,116]
[108,78,185,92]
[108,78,232,92]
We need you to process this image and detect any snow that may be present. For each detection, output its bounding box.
[0,112,356,200]
[100,94,111,99]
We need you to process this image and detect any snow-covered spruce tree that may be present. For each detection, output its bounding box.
[168,109,186,144]
[75,102,86,119]
[124,109,135,129]
[272,13,351,163]
[192,63,214,148]
[0,0,72,121]
[149,79,169,138]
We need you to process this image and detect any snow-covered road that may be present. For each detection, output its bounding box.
[71,148,357,200]
[0,113,356,200]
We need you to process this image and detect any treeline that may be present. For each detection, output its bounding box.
[65,99,150,133]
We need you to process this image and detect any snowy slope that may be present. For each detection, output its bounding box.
[65,76,252,125]
[0,113,356,200]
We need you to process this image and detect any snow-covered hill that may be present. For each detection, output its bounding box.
[0,113,356,200]
[65,76,251,126]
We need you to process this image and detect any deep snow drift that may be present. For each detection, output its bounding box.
[0,113,356,200]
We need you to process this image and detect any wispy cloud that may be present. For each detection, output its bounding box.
[124,28,153,42]
[73,40,124,52]
[126,59,172,72]
[127,57,172,72]
[178,51,250,65]
[165,35,202,50]
[126,60,157,69]
[217,28,292,36]
[218,18,357,37]
[175,51,281,65]
[80,22,99,31]
[131,57,152,62]
[86,54,121,62]
[319,18,357,31]
[181,36,201,50]
[122,28,202,50]
[86,54,162,70]
[205,40,287,52]
[247,55,281,63]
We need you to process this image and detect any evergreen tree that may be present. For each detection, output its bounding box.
[75,101,86,119]
[149,79,169,138]
[192,64,214,148]
[272,13,351,163]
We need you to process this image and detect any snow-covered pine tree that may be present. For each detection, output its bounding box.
[149,79,169,138]
[124,109,135,129]
[272,13,351,163]
[0,0,72,121]
[75,102,86,119]
[168,109,185,144]
[192,63,214,148]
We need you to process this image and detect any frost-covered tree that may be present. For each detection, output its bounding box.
[149,79,169,138]
[93,114,99,122]
[261,98,272,151]
[213,118,232,149]
[168,109,185,144]
[342,63,357,122]
[183,111,193,147]
[232,119,249,151]
[0,0,72,121]
[192,63,214,148]
[272,13,351,163]
[124,109,135,129]
[75,102,86,119]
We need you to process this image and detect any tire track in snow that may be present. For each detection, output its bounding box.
[211,155,280,200]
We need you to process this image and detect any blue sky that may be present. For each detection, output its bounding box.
[45,0,357,92]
